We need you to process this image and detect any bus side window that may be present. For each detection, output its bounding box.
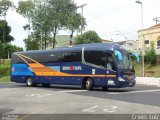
[12,54,24,64]
[61,51,81,62]
[106,53,116,71]
[48,52,62,63]
[84,51,106,68]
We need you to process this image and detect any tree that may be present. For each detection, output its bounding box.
[75,30,101,44]
[0,44,23,59]
[4,44,23,59]
[16,0,35,36]
[24,36,39,50]
[16,0,86,49]
[0,20,14,43]
[66,13,86,45]
[0,0,14,18]
[48,0,77,48]
[0,20,14,59]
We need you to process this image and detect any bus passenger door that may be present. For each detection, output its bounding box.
[105,52,117,87]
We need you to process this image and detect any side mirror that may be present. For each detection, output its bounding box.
[114,50,123,61]
[129,52,140,62]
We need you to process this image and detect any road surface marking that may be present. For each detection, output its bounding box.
[58,90,88,93]
[103,106,117,112]
[82,105,98,112]
[107,89,160,95]
[26,93,52,98]
[82,105,118,113]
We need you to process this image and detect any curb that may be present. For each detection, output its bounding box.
[136,77,160,87]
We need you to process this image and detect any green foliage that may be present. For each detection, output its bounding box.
[24,37,39,50]
[17,0,35,36]
[0,62,10,82]
[144,41,157,65]
[0,64,10,76]
[0,20,14,43]
[0,20,14,59]
[16,0,35,18]
[0,0,14,17]
[66,12,86,43]
[75,30,101,44]
[0,44,23,59]
[17,0,85,49]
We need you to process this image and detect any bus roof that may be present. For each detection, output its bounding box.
[13,43,124,54]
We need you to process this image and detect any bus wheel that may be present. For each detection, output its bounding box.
[102,87,108,91]
[42,84,50,88]
[26,77,36,87]
[85,78,93,90]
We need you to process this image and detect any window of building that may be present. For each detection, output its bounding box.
[145,40,149,44]
[157,40,160,47]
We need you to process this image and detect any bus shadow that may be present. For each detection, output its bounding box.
[94,88,135,93]
[15,84,136,93]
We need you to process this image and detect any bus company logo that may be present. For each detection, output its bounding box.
[62,66,82,71]
[12,67,15,72]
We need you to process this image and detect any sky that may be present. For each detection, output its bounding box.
[3,0,160,48]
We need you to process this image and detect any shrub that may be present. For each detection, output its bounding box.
[144,41,157,65]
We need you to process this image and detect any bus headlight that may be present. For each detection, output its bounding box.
[118,77,125,81]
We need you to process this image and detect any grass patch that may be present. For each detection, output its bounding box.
[134,62,160,77]
[0,62,11,82]
[0,75,10,82]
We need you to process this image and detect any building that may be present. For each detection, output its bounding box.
[114,40,139,51]
[47,35,75,49]
[47,37,113,49]
[138,23,160,54]
[101,39,113,43]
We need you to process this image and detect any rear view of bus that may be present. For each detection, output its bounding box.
[10,43,139,90]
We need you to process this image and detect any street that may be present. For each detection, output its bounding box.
[0,82,160,120]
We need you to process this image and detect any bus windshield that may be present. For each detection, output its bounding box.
[117,50,133,73]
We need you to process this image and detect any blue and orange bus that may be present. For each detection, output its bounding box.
[11,43,139,90]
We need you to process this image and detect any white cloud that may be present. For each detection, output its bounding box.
[6,9,28,48]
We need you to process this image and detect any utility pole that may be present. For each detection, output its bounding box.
[77,3,87,35]
[153,17,160,24]
[136,0,145,77]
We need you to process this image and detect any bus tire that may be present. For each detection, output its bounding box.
[42,84,50,88]
[85,78,93,90]
[26,77,36,87]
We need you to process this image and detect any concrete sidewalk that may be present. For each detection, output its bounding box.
[136,77,160,87]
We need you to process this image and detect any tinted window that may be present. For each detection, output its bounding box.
[106,52,116,70]
[12,54,24,64]
[29,52,62,63]
[84,51,106,67]
[12,51,81,64]
[61,51,81,62]
[45,52,62,63]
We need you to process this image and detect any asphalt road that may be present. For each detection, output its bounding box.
[0,82,160,120]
